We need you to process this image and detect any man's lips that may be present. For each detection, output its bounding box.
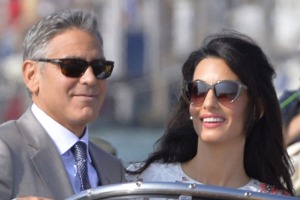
[74,94,98,99]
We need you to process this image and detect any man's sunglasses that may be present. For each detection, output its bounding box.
[33,58,114,79]
[182,80,248,105]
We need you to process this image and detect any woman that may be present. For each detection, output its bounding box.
[126,31,294,196]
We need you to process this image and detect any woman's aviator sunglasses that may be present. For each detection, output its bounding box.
[32,58,114,79]
[182,80,248,105]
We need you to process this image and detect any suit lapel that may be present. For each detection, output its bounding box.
[18,108,75,199]
[89,142,112,185]
[31,140,75,199]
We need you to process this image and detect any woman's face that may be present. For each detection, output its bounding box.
[189,57,248,145]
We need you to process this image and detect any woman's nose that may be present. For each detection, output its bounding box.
[202,90,218,109]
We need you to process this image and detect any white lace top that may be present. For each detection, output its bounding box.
[126,162,289,195]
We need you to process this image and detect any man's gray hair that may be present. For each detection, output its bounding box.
[23,9,103,60]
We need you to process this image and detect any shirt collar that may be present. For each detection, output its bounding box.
[31,103,89,156]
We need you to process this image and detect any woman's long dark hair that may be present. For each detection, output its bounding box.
[127,31,294,195]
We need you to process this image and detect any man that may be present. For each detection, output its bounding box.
[0,9,125,199]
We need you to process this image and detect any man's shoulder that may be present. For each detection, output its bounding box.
[0,119,19,137]
[89,136,116,156]
[0,109,34,144]
[0,108,32,134]
[89,140,120,163]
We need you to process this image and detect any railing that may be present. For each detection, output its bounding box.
[65,181,298,200]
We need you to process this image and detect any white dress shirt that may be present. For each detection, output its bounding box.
[31,104,99,193]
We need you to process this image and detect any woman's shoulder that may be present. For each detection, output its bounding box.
[242,179,291,195]
[126,162,183,182]
[126,162,180,172]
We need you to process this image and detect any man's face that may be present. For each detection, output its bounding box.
[25,28,107,137]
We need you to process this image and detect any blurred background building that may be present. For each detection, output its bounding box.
[1,0,300,163]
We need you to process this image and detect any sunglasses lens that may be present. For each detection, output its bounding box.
[214,82,239,102]
[185,81,241,105]
[58,59,114,79]
[60,59,86,78]
[92,60,114,79]
[187,81,208,105]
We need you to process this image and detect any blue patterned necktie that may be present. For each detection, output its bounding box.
[71,141,91,191]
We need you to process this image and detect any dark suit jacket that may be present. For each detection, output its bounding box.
[0,108,125,200]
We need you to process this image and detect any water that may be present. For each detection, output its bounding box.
[90,127,164,167]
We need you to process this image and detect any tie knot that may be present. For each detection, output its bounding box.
[71,141,88,162]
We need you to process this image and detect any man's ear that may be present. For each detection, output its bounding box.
[22,60,39,94]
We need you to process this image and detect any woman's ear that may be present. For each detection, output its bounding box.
[22,60,39,94]
[259,109,264,119]
[256,99,264,119]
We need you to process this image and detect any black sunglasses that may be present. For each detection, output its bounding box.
[182,80,248,105]
[33,58,114,79]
